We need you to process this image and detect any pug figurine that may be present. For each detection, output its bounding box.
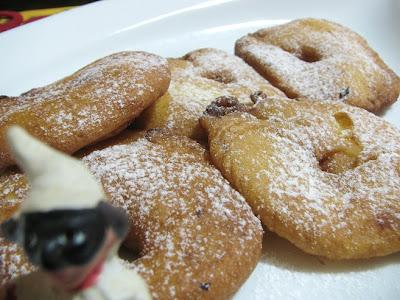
[0,126,151,300]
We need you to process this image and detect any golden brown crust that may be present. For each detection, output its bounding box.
[75,129,146,158]
[201,97,400,259]
[235,18,400,113]
[0,51,171,169]
[0,167,33,286]
[135,48,285,141]
[85,131,263,299]
[0,130,263,299]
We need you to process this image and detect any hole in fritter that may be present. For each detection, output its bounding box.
[201,70,235,84]
[298,46,321,63]
[319,150,358,174]
[319,112,365,174]
[334,112,354,130]
[318,135,363,174]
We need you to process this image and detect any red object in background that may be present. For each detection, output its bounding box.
[0,11,23,32]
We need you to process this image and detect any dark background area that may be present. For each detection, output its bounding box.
[0,0,98,11]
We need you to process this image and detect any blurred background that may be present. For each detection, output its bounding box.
[0,0,98,32]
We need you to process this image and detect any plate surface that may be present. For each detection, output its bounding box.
[0,0,399,299]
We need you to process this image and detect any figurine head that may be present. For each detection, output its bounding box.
[0,126,129,291]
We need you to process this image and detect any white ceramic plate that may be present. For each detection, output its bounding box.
[1,0,399,299]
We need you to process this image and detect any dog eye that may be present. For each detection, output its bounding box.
[70,231,86,247]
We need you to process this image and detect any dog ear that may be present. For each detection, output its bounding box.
[1,217,20,243]
[97,201,129,239]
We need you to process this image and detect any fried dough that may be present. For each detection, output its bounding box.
[136,48,285,140]
[0,51,170,169]
[235,18,400,112]
[0,130,263,299]
[201,96,400,259]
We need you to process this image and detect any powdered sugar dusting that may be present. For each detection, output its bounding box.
[0,51,169,167]
[236,18,398,111]
[0,171,28,210]
[2,52,167,124]
[184,48,284,97]
[143,48,284,138]
[0,169,33,285]
[268,99,400,243]
[242,43,345,100]
[203,97,400,258]
[83,135,262,298]
[0,238,35,285]
[0,134,262,298]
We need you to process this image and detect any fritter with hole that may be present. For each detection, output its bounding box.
[201,96,400,259]
[235,18,400,112]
